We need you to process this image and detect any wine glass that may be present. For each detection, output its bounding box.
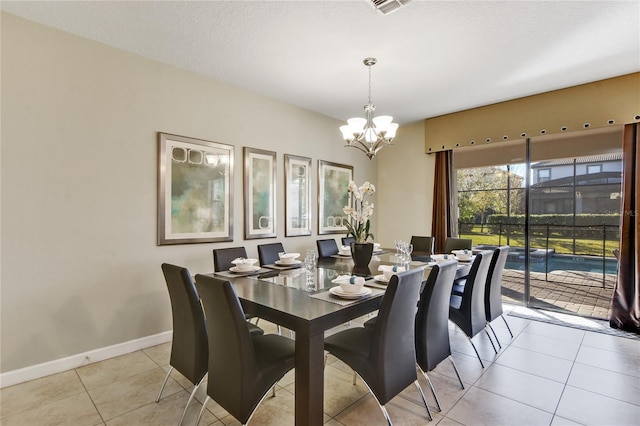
[405,244,413,268]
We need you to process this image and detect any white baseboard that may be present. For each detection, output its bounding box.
[0,331,172,389]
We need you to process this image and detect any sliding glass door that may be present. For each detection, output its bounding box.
[527,128,622,318]
[454,127,622,319]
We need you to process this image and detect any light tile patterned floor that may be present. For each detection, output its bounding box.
[2,307,639,425]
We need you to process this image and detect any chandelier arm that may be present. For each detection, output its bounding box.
[345,143,369,156]
[354,138,376,153]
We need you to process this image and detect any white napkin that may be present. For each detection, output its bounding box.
[339,245,351,253]
[231,257,257,265]
[377,265,406,273]
[332,275,365,285]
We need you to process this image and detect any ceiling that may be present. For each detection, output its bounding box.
[2,1,638,125]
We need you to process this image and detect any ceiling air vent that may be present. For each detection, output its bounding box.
[369,0,412,15]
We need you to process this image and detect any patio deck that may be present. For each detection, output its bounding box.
[500,269,616,320]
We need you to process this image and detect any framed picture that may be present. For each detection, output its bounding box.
[244,147,277,239]
[318,160,353,235]
[284,154,312,237]
[157,133,234,245]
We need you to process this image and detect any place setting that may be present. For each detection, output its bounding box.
[216,258,267,277]
[335,245,353,258]
[452,249,474,263]
[374,265,406,284]
[264,252,304,270]
[309,274,383,305]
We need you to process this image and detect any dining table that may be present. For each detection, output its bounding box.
[210,249,472,426]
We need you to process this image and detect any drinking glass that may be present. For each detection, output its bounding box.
[305,249,316,271]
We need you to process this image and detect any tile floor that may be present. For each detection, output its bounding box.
[2,306,639,426]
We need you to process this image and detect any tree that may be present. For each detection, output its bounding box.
[457,166,524,232]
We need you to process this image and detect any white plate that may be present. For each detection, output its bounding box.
[329,286,372,299]
[374,274,389,283]
[275,259,301,266]
[229,266,261,273]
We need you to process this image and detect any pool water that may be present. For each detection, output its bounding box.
[506,254,617,274]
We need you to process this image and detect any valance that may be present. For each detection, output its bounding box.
[424,73,639,154]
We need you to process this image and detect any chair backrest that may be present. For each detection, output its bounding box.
[316,239,339,258]
[194,274,258,422]
[213,247,248,272]
[455,250,494,337]
[370,268,423,405]
[257,242,284,266]
[411,236,435,256]
[444,237,473,254]
[160,263,208,385]
[485,246,510,322]
[341,236,356,246]
[415,260,458,372]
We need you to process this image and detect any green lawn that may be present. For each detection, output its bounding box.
[460,226,619,257]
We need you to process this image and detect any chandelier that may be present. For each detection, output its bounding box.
[339,57,398,160]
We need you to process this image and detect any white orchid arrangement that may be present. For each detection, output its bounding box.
[343,180,375,243]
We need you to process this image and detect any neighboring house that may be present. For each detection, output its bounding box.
[530,154,622,214]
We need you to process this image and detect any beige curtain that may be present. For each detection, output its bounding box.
[610,123,640,333]
[431,150,456,252]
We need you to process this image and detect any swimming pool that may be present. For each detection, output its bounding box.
[476,245,618,274]
[505,253,617,274]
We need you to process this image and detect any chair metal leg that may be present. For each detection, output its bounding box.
[179,374,206,426]
[487,322,502,349]
[244,383,281,426]
[418,366,440,412]
[501,314,514,337]
[277,324,282,335]
[380,404,393,426]
[155,366,173,402]
[195,395,210,426]
[272,384,276,397]
[352,370,357,385]
[452,323,485,368]
[353,371,394,425]
[414,379,433,421]
[484,328,498,354]
[448,355,465,389]
[465,334,485,368]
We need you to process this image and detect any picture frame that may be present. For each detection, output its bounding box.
[284,154,312,237]
[157,133,234,245]
[318,160,353,235]
[244,147,277,239]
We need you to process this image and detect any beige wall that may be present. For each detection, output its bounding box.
[377,121,435,246]
[0,13,381,373]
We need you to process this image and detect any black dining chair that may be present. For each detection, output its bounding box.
[212,247,263,327]
[444,237,473,254]
[194,274,296,426]
[257,242,285,266]
[448,250,496,368]
[411,236,435,261]
[341,236,356,246]
[415,260,464,412]
[213,246,249,272]
[316,238,339,258]
[325,268,433,424]
[158,263,263,425]
[484,246,513,348]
